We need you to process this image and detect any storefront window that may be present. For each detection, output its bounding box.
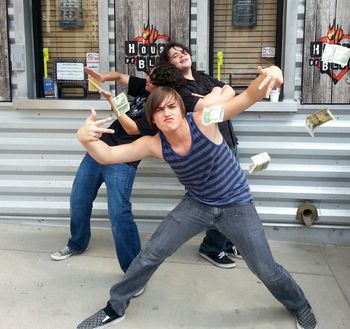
[33,0,99,99]
[211,0,282,94]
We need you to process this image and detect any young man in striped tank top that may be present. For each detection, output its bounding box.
[76,66,318,329]
[159,41,242,268]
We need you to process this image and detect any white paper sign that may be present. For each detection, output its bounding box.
[86,53,100,70]
[56,62,84,81]
[261,47,275,58]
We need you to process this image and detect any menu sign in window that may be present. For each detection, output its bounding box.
[232,0,257,27]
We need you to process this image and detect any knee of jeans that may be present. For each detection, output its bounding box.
[140,244,168,265]
[255,263,285,285]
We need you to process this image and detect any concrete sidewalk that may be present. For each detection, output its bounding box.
[0,222,349,329]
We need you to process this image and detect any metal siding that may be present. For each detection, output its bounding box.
[0,105,349,231]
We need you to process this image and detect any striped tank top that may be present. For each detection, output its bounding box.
[159,113,252,206]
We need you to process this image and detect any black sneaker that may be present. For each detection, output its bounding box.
[77,309,125,329]
[199,251,236,268]
[295,305,318,329]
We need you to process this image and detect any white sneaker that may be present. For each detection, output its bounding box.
[51,246,84,261]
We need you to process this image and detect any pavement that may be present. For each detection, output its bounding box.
[0,222,349,329]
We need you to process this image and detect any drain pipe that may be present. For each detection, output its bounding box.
[296,202,319,227]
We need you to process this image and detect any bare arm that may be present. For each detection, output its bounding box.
[84,67,130,85]
[193,85,236,112]
[77,110,160,164]
[221,85,236,99]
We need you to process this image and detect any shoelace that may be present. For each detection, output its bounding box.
[217,251,227,259]
[231,246,239,255]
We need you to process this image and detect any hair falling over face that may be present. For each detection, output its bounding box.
[146,87,185,126]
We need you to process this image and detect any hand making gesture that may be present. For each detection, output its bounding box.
[77,109,114,143]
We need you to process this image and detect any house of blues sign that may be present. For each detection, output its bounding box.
[309,20,350,85]
[125,23,170,72]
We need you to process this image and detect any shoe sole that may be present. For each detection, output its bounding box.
[51,249,86,261]
[50,253,74,261]
[296,321,318,329]
[199,253,236,269]
[133,287,145,298]
[226,253,243,260]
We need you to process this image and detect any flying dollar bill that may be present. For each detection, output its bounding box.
[322,43,350,67]
[305,109,335,137]
[111,92,130,117]
[202,105,224,125]
[249,152,271,174]
[88,78,130,117]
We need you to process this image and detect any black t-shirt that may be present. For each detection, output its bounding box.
[100,76,158,167]
[176,71,238,147]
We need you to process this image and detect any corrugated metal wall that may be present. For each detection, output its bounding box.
[234,107,350,224]
[0,104,349,235]
[0,105,182,229]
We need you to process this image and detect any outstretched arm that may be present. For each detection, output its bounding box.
[84,67,130,85]
[77,110,156,164]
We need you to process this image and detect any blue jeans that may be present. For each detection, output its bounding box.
[108,196,309,315]
[68,153,140,273]
[199,146,238,255]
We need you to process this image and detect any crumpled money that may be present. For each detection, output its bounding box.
[322,43,350,66]
[305,109,335,137]
[88,78,130,117]
[202,105,224,125]
[249,152,271,174]
[111,92,130,117]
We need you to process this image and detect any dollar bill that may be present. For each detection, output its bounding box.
[249,152,271,174]
[322,43,350,66]
[202,106,224,125]
[88,77,103,92]
[305,109,335,137]
[111,92,130,117]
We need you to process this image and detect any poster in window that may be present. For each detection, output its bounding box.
[232,0,257,27]
[58,0,84,28]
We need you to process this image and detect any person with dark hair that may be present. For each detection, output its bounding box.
[75,67,318,329]
[159,41,242,268]
[50,64,184,276]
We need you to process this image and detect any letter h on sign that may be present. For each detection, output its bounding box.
[125,41,138,56]
[310,42,323,57]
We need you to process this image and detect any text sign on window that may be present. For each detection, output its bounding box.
[54,59,85,83]
[232,0,257,27]
[58,0,84,28]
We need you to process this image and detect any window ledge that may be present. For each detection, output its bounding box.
[246,100,298,112]
[12,99,110,110]
[11,99,299,112]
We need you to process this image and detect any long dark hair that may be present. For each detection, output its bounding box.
[146,87,185,126]
[159,42,196,72]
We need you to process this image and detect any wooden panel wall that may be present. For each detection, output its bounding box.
[0,1,11,101]
[213,0,277,86]
[115,0,190,89]
[302,0,350,104]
